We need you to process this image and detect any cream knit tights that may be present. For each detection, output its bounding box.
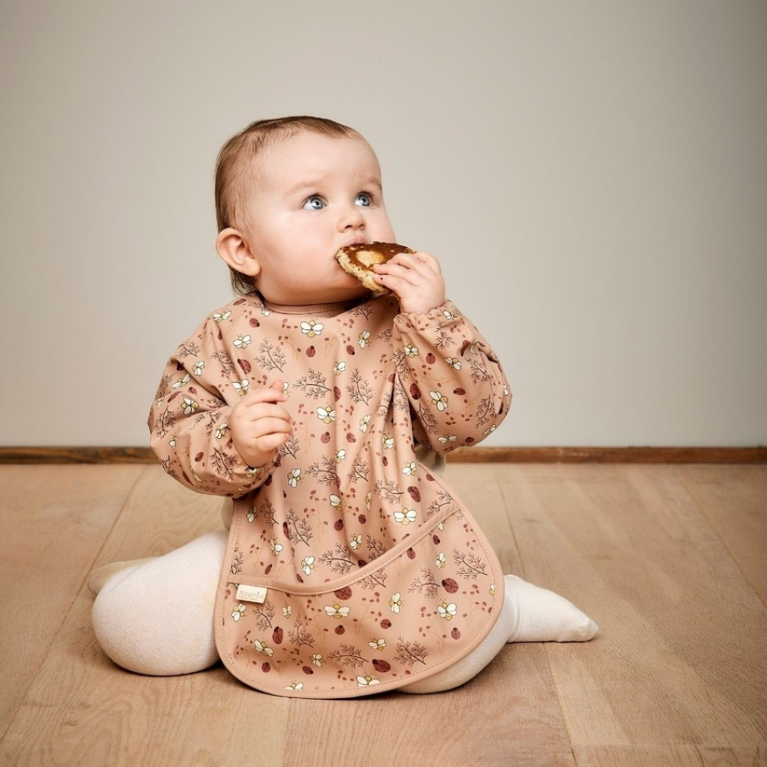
[91,532,596,690]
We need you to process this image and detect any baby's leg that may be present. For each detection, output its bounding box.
[400,574,597,694]
[91,530,227,676]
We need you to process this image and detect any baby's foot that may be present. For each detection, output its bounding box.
[504,574,598,643]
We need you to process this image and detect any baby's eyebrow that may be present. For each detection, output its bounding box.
[287,175,383,197]
[359,175,383,190]
[287,178,324,196]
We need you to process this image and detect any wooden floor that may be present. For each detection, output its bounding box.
[1,463,765,766]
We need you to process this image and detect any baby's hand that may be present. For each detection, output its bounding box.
[373,251,446,316]
[229,380,293,468]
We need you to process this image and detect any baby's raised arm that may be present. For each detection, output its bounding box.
[393,301,512,454]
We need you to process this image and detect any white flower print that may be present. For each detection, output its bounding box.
[261,307,272,317]
[287,468,302,488]
[438,602,457,621]
[254,639,274,656]
[349,534,363,550]
[172,373,191,390]
[215,423,228,440]
[368,639,386,651]
[404,343,419,358]
[213,310,231,322]
[484,424,497,436]
[442,309,454,321]
[357,675,381,687]
[389,593,403,614]
[382,434,394,450]
[394,508,417,525]
[182,397,198,415]
[270,538,284,555]
[232,379,250,396]
[300,320,324,338]
[334,361,346,376]
[503,384,510,396]
[285,682,303,691]
[169,436,177,449]
[283,605,292,619]
[193,361,205,376]
[358,330,371,348]
[311,654,323,667]
[301,556,316,576]
[329,494,342,509]
[444,356,462,371]
[245,466,258,478]
[335,449,346,464]
[436,552,446,569]
[401,462,416,476]
[231,603,246,622]
[438,435,457,444]
[324,603,351,619]
[233,335,251,349]
[155,397,164,408]
[359,414,371,432]
[429,390,449,411]
[489,583,496,597]
[317,405,336,424]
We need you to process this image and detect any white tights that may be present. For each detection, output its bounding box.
[91,531,597,693]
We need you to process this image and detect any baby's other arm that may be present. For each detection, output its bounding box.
[393,301,512,454]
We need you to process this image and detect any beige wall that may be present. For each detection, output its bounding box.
[1,1,765,447]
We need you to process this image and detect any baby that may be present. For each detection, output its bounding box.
[90,116,596,696]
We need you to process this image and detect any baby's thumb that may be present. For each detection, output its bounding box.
[270,379,286,393]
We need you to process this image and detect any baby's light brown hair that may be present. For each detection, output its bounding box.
[215,116,359,296]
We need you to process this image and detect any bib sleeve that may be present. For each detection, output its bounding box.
[392,300,512,454]
[147,314,277,498]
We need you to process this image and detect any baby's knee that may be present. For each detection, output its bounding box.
[92,577,161,675]
[91,565,218,676]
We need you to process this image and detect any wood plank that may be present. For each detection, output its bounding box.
[496,465,767,750]
[697,746,767,766]
[574,744,706,766]
[0,465,145,739]
[442,463,524,574]
[0,589,290,766]
[2,446,766,465]
[283,645,576,767]
[0,465,289,767]
[88,465,226,564]
[679,466,767,605]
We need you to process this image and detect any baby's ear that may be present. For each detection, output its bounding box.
[216,228,261,277]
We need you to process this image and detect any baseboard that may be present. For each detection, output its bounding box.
[1,446,765,464]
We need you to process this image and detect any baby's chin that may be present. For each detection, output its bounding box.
[260,281,372,307]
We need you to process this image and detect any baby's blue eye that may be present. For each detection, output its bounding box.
[356,193,372,207]
[303,196,325,210]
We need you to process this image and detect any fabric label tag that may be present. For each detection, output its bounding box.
[236,584,268,604]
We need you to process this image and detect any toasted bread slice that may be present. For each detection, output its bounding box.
[335,242,414,294]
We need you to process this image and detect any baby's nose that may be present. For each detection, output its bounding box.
[338,205,365,230]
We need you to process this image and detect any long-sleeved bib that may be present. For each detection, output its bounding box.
[149,293,512,697]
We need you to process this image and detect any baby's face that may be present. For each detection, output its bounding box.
[242,131,396,306]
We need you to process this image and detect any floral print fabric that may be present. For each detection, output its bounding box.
[149,294,512,697]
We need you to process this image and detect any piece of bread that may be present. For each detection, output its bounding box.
[335,242,414,294]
